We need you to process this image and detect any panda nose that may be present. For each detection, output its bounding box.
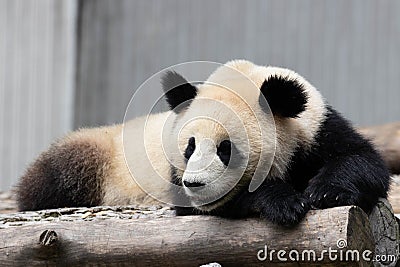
[183,181,205,188]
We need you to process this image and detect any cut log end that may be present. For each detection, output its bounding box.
[368,198,399,267]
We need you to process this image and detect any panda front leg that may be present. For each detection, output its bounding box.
[304,154,390,213]
[241,179,311,226]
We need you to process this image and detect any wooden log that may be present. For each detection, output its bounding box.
[0,205,396,267]
[359,122,400,174]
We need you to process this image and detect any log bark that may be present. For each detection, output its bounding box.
[359,122,400,174]
[368,199,399,267]
[0,204,397,267]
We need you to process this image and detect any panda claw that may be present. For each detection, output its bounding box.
[323,193,327,198]
[335,195,339,201]
[301,202,305,207]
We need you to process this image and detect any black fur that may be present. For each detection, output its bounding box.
[16,140,107,211]
[259,75,308,118]
[217,140,231,166]
[294,107,390,212]
[175,106,391,226]
[184,137,195,160]
[161,71,197,113]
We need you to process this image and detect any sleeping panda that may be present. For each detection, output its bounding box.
[16,60,390,226]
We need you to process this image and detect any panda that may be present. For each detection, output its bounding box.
[16,60,390,226]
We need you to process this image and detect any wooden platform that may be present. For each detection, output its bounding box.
[0,200,398,266]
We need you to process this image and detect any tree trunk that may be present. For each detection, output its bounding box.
[0,202,398,266]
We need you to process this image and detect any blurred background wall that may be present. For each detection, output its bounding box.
[1,0,399,191]
[0,0,76,191]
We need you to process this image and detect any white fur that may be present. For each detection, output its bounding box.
[102,111,175,205]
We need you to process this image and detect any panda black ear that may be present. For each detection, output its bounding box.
[259,75,308,118]
[161,71,197,113]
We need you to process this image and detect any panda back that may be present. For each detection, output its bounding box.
[16,126,119,211]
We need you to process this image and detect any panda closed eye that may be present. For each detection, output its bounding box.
[184,137,195,160]
[217,140,231,166]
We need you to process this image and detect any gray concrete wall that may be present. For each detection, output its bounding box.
[75,0,400,128]
[0,0,76,190]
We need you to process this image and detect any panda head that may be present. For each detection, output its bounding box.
[162,60,325,211]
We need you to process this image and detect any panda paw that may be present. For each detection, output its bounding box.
[305,184,357,209]
[259,195,310,227]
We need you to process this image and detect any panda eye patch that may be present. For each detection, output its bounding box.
[217,140,231,166]
[184,137,195,160]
